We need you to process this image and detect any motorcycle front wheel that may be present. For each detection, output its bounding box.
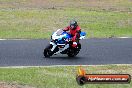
[43,44,53,58]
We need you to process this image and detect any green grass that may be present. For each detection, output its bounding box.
[0,0,132,39]
[0,65,132,88]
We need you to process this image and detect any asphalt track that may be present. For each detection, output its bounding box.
[0,39,132,66]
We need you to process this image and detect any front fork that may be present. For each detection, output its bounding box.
[50,41,57,51]
[50,41,70,54]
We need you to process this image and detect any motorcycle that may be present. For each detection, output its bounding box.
[43,29,86,58]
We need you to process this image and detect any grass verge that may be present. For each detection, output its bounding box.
[0,0,132,39]
[0,65,132,88]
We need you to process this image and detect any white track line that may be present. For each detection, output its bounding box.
[0,39,29,40]
[0,64,131,68]
[118,37,131,38]
[0,39,6,40]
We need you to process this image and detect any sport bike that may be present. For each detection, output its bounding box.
[43,29,86,57]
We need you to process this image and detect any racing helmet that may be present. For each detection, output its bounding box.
[70,20,78,30]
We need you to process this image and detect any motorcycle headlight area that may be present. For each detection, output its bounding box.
[52,38,66,44]
[58,38,66,44]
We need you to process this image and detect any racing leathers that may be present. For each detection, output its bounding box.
[63,25,81,48]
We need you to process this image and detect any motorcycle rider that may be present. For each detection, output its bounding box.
[63,20,81,48]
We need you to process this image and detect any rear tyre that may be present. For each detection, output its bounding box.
[67,51,76,57]
[67,48,77,57]
[67,43,81,57]
[43,44,53,58]
[75,43,81,55]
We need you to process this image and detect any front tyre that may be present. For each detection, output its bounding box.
[43,44,53,58]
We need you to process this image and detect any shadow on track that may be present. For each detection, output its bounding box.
[44,56,82,60]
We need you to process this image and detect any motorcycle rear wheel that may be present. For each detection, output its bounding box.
[67,48,77,57]
[67,44,81,57]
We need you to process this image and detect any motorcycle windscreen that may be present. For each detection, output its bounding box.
[56,29,64,36]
